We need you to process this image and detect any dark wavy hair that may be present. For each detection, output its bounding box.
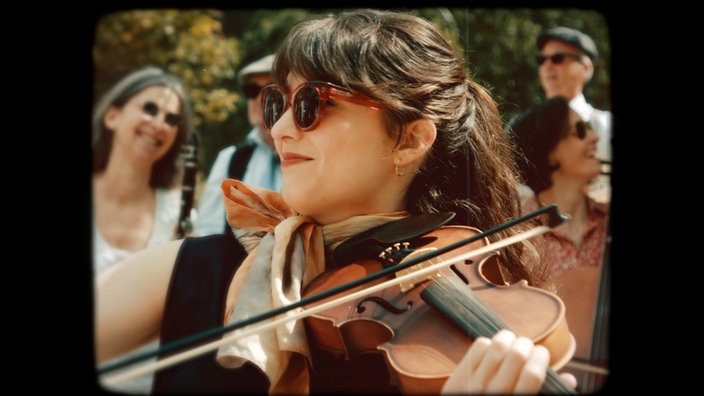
[273,8,548,287]
[92,66,194,188]
[508,96,571,194]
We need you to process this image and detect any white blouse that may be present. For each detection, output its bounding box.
[93,187,181,394]
[93,188,181,275]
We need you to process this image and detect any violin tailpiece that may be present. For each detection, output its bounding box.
[394,247,444,292]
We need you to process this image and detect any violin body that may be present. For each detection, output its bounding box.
[99,207,576,393]
[303,225,575,393]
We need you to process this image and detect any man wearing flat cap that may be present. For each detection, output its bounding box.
[536,26,611,204]
[194,54,282,236]
[530,27,611,395]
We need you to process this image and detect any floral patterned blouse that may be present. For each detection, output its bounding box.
[521,190,610,278]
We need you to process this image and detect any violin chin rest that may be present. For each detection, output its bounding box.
[332,212,456,266]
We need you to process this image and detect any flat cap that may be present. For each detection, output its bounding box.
[537,27,598,60]
[237,54,275,81]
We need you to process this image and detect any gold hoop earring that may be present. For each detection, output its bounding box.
[395,164,404,177]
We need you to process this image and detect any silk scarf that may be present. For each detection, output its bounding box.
[215,179,407,394]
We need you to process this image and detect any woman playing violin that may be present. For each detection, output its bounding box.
[96,8,577,394]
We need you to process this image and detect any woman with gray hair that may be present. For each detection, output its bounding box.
[92,66,194,393]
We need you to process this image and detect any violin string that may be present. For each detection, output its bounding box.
[100,224,555,385]
[100,204,565,377]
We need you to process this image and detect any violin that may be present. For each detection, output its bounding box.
[303,224,576,394]
[99,205,576,393]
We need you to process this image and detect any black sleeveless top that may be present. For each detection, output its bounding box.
[152,234,401,394]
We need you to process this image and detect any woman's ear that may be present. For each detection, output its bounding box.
[548,153,559,167]
[582,57,595,83]
[103,105,120,131]
[396,118,437,166]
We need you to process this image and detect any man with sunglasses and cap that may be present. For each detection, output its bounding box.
[536,27,611,204]
[194,54,282,236]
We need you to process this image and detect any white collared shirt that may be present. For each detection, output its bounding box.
[570,94,612,203]
[194,128,283,236]
[569,93,612,163]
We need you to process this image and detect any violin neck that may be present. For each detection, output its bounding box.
[420,275,576,394]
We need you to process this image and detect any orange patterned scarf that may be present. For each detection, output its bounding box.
[215,179,407,394]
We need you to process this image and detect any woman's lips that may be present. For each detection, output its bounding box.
[280,152,312,166]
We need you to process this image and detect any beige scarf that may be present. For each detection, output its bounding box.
[215,179,407,394]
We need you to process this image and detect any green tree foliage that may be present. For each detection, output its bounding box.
[95,9,240,172]
[93,7,610,176]
[448,8,610,123]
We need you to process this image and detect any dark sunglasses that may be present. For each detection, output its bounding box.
[243,83,266,100]
[142,101,181,127]
[574,120,591,140]
[536,53,583,66]
[261,81,383,131]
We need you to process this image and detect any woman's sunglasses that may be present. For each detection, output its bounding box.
[243,83,266,100]
[142,101,181,127]
[574,120,591,140]
[261,81,383,131]
[536,53,583,66]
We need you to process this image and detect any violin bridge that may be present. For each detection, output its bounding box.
[394,247,443,292]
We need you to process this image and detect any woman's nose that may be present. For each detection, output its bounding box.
[269,109,298,141]
[588,128,599,143]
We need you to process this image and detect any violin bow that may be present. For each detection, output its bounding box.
[99,204,568,385]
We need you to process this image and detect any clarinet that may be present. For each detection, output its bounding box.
[176,131,198,239]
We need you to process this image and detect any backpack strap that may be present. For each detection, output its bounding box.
[223,141,256,235]
[227,141,256,180]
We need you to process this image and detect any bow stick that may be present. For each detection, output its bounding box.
[99,204,568,385]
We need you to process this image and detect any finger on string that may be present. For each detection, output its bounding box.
[513,343,550,393]
[560,372,578,389]
[485,335,534,393]
[470,330,516,392]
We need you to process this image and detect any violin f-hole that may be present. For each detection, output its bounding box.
[356,296,413,314]
[449,264,470,285]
